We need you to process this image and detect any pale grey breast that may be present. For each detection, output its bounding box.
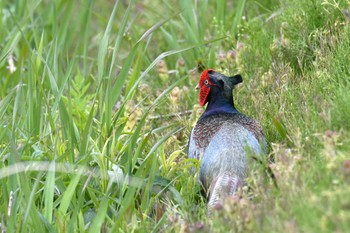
[188,112,266,189]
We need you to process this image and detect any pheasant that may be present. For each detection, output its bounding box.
[188,69,266,208]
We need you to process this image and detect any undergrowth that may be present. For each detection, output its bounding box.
[0,0,349,232]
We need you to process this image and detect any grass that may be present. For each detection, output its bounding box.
[1,0,350,232]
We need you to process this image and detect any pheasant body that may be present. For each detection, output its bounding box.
[188,69,266,208]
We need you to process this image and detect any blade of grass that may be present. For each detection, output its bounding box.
[216,0,226,25]
[58,171,83,216]
[6,128,46,232]
[232,0,246,34]
[44,162,55,224]
[88,196,110,233]
[110,10,181,110]
[99,0,121,134]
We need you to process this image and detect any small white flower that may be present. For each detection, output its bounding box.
[108,164,124,184]
[6,54,17,73]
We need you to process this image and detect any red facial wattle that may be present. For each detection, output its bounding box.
[199,85,210,106]
[198,69,215,106]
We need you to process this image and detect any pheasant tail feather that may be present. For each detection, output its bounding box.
[208,172,243,208]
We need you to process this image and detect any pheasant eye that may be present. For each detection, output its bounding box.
[204,79,209,85]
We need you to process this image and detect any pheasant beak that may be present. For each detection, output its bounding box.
[195,84,200,89]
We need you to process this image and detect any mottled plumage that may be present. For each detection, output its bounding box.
[188,69,266,208]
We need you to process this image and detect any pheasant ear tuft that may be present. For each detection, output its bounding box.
[229,74,242,86]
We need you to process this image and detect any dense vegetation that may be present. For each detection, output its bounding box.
[0,0,349,232]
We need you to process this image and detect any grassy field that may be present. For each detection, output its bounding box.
[1,0,350,232]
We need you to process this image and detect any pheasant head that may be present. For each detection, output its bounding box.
[198,69,242,106]
[198,69,243,118]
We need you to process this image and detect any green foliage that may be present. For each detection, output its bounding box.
[1,0,350,232]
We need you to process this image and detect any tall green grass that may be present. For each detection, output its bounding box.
[1,0,350,232]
